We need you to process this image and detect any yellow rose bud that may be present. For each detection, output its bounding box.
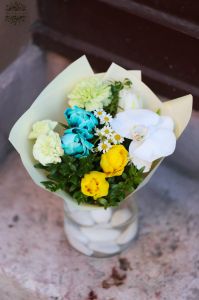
[81,171,109,200]
[100,145,128,177]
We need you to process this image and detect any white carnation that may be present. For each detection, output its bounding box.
[29,120,58,139]
[33,131,64,166]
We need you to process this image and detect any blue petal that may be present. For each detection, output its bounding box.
[64,106,98,130]
[64,127,93,140]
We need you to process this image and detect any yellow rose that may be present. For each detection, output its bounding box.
[100,145,128,177]
[81,171,109,200]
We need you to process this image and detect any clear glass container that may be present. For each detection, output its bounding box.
[63,196,138,257]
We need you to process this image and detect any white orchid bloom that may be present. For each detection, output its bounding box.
[118,89,142,112]
[110,109,176,172]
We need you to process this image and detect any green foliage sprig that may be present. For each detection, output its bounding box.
[105,78,132,116]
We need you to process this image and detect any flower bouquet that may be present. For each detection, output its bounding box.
[9,56,192,256]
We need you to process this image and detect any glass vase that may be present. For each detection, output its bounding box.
[63,196,138,257]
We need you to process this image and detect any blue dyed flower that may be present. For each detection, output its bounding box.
[64,106,98,132]
[64,127,93,140]
[61,128,93,158]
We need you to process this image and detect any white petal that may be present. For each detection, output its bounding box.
[111,109,160,139]
[110,113,133,138]
[128,140,143,151]
[118,90,142,111]
[159,116,174,130]
[132,156,152,173]
[129,141,152,172]
[125,109,159,127]
[133,128,176,162]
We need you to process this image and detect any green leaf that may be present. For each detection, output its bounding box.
[156,108,161,115]
[122,172,128,180]
[69,175,79,186]
[69,184,77,193]
[41,181,60,192]
[98,198,108,206]
[34,163,46,169]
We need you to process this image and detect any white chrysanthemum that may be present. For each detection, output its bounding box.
[94,109,106,119]
[100,125,114,138]
[111,109,176,172]
[33,131,64,166]
[111,132,124,144]
[97,140,112,153]
[100,113,113,124]
[118,89,143,112]
[94,127,101,137]
[68,77,111,111]
[29,120,57,139]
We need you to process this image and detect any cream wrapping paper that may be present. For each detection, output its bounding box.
[9,56,193,210]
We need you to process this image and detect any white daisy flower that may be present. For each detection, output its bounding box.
[94,109,106,119]
[111,132,124,144]
[94,127,102,136]
[100,113,113,124]
[100,125,114,138]
[97,140,112,153]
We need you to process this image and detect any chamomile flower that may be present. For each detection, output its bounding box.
[100,113,113,124]
[111,132,124,144]
[94,109,106,119]
[100,125,114,138]
[98,140,112,153]
[94,127,101,137]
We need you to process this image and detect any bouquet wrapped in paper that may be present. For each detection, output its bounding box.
[9,56,192,256]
